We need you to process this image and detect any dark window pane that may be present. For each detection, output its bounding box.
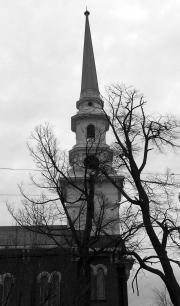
[3,275,14,306]
[49,273,60,306]
[87,125,95,139]
[40,275,49,306]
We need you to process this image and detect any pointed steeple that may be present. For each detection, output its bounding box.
[80,10,100,99]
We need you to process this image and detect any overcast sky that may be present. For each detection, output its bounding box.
[0,0,180,304]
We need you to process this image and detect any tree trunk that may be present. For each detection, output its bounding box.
[165,280,180,306]
[142,208,180,306]
[74,260,91,306]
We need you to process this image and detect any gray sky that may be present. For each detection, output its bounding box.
[0,0,180,304]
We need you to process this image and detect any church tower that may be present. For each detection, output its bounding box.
[66,10,123,234]
[69,10,113,171]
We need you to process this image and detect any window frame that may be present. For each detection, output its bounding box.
[37,271,61,306]
[86,124,95,140]
[90,264,107,301]
[0,273,15,306]
[49,271,61,306]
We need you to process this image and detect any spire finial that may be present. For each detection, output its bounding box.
[80,9,99,99]
[84,7,90,16]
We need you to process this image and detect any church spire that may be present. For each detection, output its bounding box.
[80,10,100,99]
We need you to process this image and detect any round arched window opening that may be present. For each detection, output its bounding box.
[96,268,106,300]
[87,124,95,139]
[84,156,99,170]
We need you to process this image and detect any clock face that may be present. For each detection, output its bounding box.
[84,155,99,170]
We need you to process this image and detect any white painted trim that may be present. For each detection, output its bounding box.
[37,271,50,283]
[90,264,108,275]
[48,271,61,283]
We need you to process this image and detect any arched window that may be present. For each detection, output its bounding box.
[87,124,95,139]
[2,273,14,306]
[49,272,61,306]
[37,272,50,306]
[91,264,107,301]
[96,268,105,300]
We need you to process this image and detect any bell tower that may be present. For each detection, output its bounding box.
[66,11,123,234]
[69,10,113,174]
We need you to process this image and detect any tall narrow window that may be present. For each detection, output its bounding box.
[49,272,61,306]
[2,273,14,306]
[87,124,95,139]
[37,272,49,306]
[96,268,106,300]
[91,264,107,301]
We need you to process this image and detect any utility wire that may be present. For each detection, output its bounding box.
[0,194,42,197]
[0,167,180,197]
[0,167,40,172]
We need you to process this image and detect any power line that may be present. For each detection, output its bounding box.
[0,167,40,172]
[0,194,42,197]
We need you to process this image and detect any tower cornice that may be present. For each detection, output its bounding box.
[71,112,109,133]
[76,96,104,110]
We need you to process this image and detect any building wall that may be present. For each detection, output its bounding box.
[66,179,122,234]
[0,248,128,306]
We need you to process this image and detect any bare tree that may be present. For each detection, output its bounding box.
[9,124,125,306]
[101,84,180,305]
[9,83,180,305]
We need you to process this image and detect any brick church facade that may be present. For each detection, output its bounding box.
[0,11,133,306]
[0,226,132,306]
